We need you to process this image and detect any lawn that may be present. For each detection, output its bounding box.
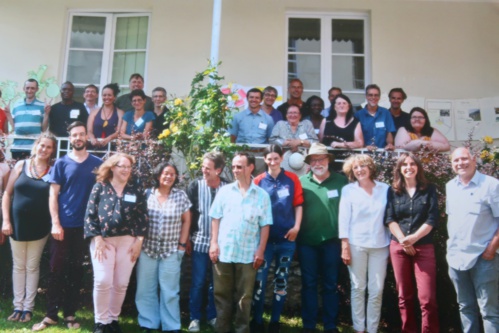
[0,296,361,333]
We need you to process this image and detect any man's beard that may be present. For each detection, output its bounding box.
[71,141,86,151]
[311,165,327,177]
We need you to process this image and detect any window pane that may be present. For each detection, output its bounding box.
[288,18,320,52]
[115,16,149,50]
[73,87,86,104]
[112,52,146,85]
[332,19,364,54]
[288,54,320,90]
[67,50,103,84]
[332,55,364,90]
[70,16,106,49]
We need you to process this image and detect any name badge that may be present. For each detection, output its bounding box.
[375,121,385,128]
[124,194,137,203]
[327,190,338,198]
[299,133,308,140]
[135,118,144,127]
[277,188,290,198]
[70,109,79,119]
[258,122,268,130]
[315,129,320,135]
[42,174,50,182]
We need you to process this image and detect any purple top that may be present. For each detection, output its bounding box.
[93,107,119,138]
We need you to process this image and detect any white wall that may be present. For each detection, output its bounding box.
[1,0,498,101]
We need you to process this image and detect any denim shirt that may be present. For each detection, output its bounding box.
[385,183,439,245]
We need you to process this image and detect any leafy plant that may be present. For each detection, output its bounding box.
[157,62,240,181]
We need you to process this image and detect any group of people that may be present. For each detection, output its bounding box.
[230,80,451,159]
[0,74,169,160]
[0,74,496,333]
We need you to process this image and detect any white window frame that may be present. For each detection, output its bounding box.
[285,11,371,103]
[63,10,151,103]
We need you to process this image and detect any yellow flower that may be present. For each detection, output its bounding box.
[483,136,493,144]
[480,150,490,160]
[171,125,179,133]
[181,119,188,126]
[158,129,171,139]
[174,98,183,106]
[177,111,183,117]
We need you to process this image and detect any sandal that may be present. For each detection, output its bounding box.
[20,310,33,323]
[7,310,22,321]
[32,317,58,331]
[64,316,81,330]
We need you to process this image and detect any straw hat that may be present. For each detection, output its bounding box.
[304,143,335,164]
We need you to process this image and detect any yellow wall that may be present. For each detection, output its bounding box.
[1,0,498,100]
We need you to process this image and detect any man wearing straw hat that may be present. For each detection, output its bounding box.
[297,143,348,333]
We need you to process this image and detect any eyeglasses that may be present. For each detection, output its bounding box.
[411,116,425,120]
[131,99,144,104]
[115,165,132,170]
[367,94,380,98]
[231,165,245,170]
[309,157,328,164]
[264,93,277,98]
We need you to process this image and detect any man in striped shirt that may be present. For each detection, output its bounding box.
[186,152,228,332]
[11,79,49,159]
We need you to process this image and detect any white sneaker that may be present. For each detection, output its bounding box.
[188,319,200,332]
[208,318,217,328]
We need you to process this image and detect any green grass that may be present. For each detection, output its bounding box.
[0,297,360,333]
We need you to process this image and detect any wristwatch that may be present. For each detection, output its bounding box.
[178,242,187,248]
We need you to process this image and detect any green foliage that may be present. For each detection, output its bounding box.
[157,62,240,180]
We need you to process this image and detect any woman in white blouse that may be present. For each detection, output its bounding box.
[338,154,390,333]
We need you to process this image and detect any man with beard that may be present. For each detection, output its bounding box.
[298,143,348,333]
[354,84,395,150]
[388,88,410,131]
[48,82,88,137]
[32,121,102,331]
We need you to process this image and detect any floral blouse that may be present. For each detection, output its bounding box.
[84,181,148,239]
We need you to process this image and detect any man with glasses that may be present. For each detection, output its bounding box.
[83,84,99,115]
[298,143,348,333]
[151,87,169,135]
[388,87,411,131]
[277,78,311,119]
[261,86,283,125]
[209,152,272,333]
[354,84,395,150]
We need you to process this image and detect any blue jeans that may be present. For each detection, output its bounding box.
[448,255,499,333]
[189,250,216,321]
[135,251,184,331]
[252,240,296,324]
[297,241,341,330]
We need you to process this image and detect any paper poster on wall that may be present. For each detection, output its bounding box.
[478,97,499,139]
[454,99,484,141]
[221,84,283,110]
[425,99,455,141]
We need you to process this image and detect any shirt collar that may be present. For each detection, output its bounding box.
[454,170,481,187]
[244,108,263,116]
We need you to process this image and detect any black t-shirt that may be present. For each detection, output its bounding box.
[49,101,88,137]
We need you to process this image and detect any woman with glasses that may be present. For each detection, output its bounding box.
[84,153,148,333]
[394,107,450,152]
[120,89,155,140]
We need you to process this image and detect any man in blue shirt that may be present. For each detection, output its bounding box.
[10,79,50,159]
[33,121,102,331]
[446,147,499,333]
[229,88,274,144]
[354,84,395,150]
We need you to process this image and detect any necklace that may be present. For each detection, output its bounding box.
[29,158,49,179]
[102,107,113,128]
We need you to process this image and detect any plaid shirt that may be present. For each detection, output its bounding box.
[142,187,192,259]
[209,181,273,264]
